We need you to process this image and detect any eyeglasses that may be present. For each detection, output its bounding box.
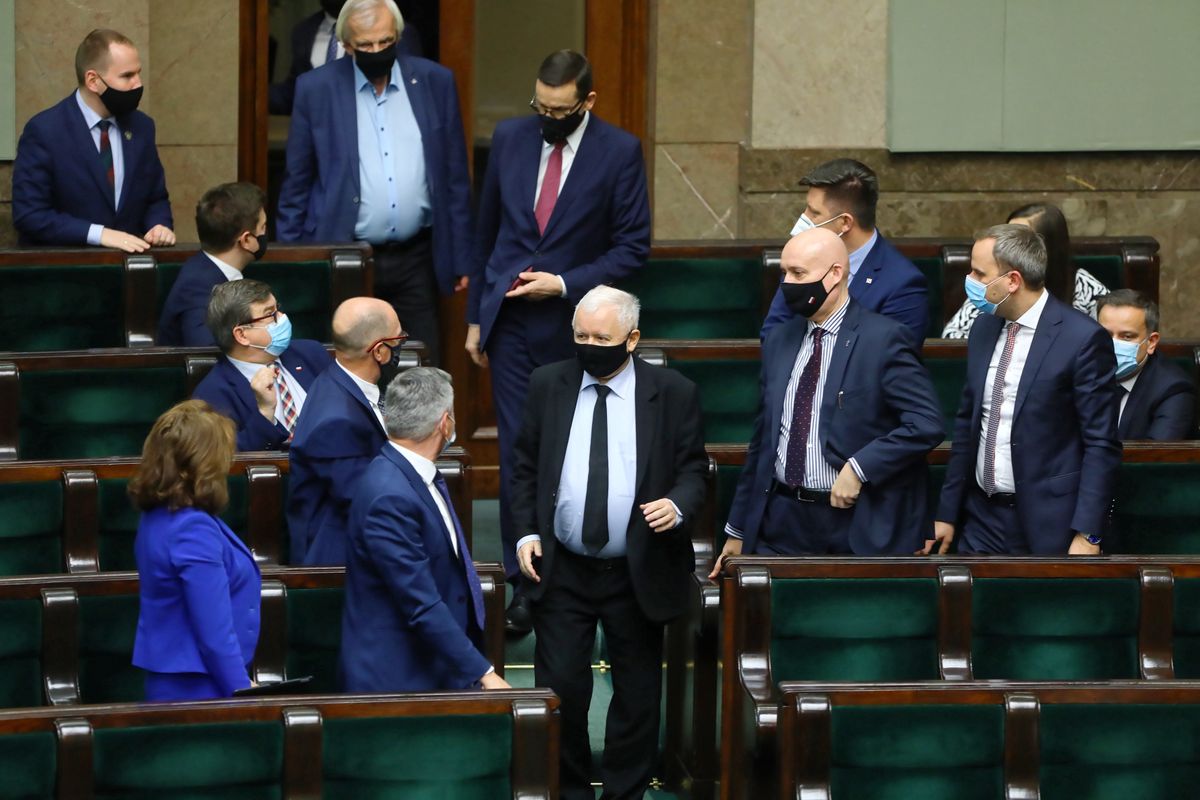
[240,308,282,327]
[365,332,409,354]
[528,96,584,120]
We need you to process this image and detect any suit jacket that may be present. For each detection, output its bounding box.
[761,233,929,344]
[729,300,944,554]
[192,340,332,451]
[157,252,229,347]
[287,362,387,565]
[339,445,489,692]
[511,357,707,623]
[131,506,261,696]
[937,294,1122,550]
[1119,353,1196,440]
[468,114,651,356]
[12,94,173,245]
[276,54,472,295]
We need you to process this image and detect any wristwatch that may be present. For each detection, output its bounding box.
[1080,532,1103,546]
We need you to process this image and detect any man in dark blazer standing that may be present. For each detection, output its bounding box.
[192,279,331,451]
[276,0,470,365]
[288,297,406,565]
[512,287,706,800]
[714,228,943,570]
[929,224,1121,556]
[468,51,651,629]
[760,158,928,343]
[1097,290,1196,440]
[12,28,174,251]
[340,367,510,693]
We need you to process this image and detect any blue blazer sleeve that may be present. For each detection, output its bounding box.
[276,74,319,242]
[139,117,174,233]
[760,284,790,340]
[876,265,929,344]
[1146,388,1197,440]
[12,118,93,245]
[436,67,474,288]
[1070,326,1123,535]
[467,124,505,325]
[192,372,289,453]
[725,330,777,536]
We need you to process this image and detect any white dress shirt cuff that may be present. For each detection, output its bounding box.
[515,534,541,556]
[723,524,744,540]
[848,457,867,483]
[556,275,568,297]
[668,500,684,528]
[87,224,103,246]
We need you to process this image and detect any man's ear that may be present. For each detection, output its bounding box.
[231,325,251,347]
[1147,330,1161,355]
[626,328,641,351]
[837,212,855,235]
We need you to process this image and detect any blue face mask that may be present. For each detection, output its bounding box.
[1113,337,1147,379]
[964,272,1013,315]
[247,313,292,357]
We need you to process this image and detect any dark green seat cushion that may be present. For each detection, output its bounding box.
[0,731,57,799]
[1172,579,1200,678]
[971,578,1139,680]
[286,587,343,693]
[830,704,1005,800]
[93,722,283,800]
[1111,463,1200,554]
[912,256,944,338]
[0,481,63,576]
[79,594,142,703]
[0,264,125,351]
[621,258,762,339]
[1073,255,1122,292]
[670,360,760,443]
[771,578,940,681]
[0,598,43,708]
[323,714,511,800]
[925,357,966,438]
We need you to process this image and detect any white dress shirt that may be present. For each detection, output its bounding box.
[206,252,244,282]
[227,355,307,428]
[309,13,343,69]
[1119,371,1140,422]
[975,289,1049,493]
[336,360,386,429]
[76,90,124,246]
[389,442,458,557]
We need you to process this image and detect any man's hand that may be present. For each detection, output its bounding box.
[99,227,150,253]
[1068,533,1101,556]
[708,537,744,581]
[480,671,512,690]
[465,324,489,367]
[454,275,470,292]
[143,224,176,247]
[830,463,862,509]
[504,270,563,301]
[640,498,678,532]
[250,366,277,421]
[517,539,542,583]
[918,521,955,555]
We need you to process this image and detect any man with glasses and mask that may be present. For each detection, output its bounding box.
[468,49,651,634]
[712,227,942,572]
[13,28,174,251]
[288,297,409,565]
[159,182,269,346]
[192,280,332,451]
[761,159,928,343]
[277,0,470,366]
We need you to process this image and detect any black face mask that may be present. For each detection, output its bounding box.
[375,342,405,392]
[98,80,143,118]
[540,108,585,145]
[781,265,836,318]
[320,0,347,18]
[355,43,396,82]
[251,233,268,262]
[575,340,630,379]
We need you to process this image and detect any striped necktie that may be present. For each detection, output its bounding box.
[273,363,300,438]
[982,322,1021,495]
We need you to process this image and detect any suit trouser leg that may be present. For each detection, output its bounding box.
[959,486,1029,554]
[373,234,441,366]
[755,493,854,555]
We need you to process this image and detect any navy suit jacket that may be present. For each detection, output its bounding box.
[728,299,944,554]
[287,362,387,565]
[1119,353,1197,440]
[468,114,651,355]
[157,252,229,347]
[761,233,929,344]
[936,294,1122,550]
[192,340,332,451]
[276,54,472,295]
[13,94,172,245]
[339,445,489,692]
[131,506,261,696]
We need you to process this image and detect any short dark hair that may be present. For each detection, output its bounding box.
[799,158,879,230]
[195,182,266,253]
[75,29,135,85]
[975,223,1048,290]
[1007,203,1073,304]
[537,50,593,101]
[1097,289,1160,333]
[207,279,275,353]
[128,400,235,514]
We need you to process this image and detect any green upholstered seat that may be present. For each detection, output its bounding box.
[830,704,1005,800]
[1073,255,1124,292]
[912,256,945,339]
[286,587,344,693]
[322,714,512,800]
[621,258,762,340]
[971,578,1139,680]
[925,357,966,438]
[1172,579,1200,678]
[79,594,143,704]
[0,598,43,708]
[0,730,57,799]
[770,578,940,681]
[1111,464,1200,554]
[0,264,125,351]
[670,360,760,443]
[0,481,63,576]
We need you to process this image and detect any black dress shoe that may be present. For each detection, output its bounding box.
[506,594,533,635]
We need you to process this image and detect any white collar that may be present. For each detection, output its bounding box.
[204,252,244,281]
[389,441,437,484]
[226,353,277,382]
[580,352,634,399]
[1120,370,1141,393]
[336,360,380,407]
[1013,289,1049,331]
[543,110,590,155]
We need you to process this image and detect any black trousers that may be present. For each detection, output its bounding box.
[372,230,441,366]
[532,547,664,800]
[959,485,1030,554]
[755,491,854,554]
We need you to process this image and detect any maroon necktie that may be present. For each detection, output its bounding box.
[97,120,115,188]
[534,142,565,235]
[783,328,825,487]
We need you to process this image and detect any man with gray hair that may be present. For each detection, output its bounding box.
[511,286,707,799]
[339,367,511,692]
[192,279,331,451]
[930,224,1121,556]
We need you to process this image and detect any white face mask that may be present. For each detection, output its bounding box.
[790,212,848,237]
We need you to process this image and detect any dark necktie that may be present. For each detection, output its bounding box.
[784,328,825,487]
[323,29,338,66]
[97,120,115,189]
[582,384,612,553]
[982,321,1021,495]
[534,142,565,235]
[433,473,484,629]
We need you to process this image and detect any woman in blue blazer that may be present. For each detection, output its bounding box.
[128,400,262,701]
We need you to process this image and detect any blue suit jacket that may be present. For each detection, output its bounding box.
[339,445,489,692]
[468,113,651,355]
[157,252,228,346]
[287,362,387,565]
[12,94,172,245]
[131,506,261,696]
[1118,353,1196,440]
[761,233,929,343]
[936,294,1122,550]
[276,54,472,295]
[192,340,332,451]
[728,300,944,554]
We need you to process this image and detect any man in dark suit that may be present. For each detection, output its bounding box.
[929,224,1121,556]
[277,0,470,365]
[340,367,510,692]
[761,158,928,343]
[288,297,406,565]
[158,182,269,347]
[1097,289,1196,440]
[714,228,943,569]
[192,279,331,451]
[512,287,706,800]
[12,28,174,251]
[468,50,651,629]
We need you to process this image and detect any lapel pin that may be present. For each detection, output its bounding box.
[410,77,417,84]
[865,277,873,284]
[124,130,132,141]
[295,366,303,371]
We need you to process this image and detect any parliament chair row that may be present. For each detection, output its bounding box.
[0,242,374,352]
[0,689,558,799]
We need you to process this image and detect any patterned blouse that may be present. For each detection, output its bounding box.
[940,268,1110,339]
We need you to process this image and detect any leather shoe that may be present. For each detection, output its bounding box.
[505,594,533,635]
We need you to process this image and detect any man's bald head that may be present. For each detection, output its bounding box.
[781,227,849,279]
[332,297,401,356]
[778,227,851,324]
